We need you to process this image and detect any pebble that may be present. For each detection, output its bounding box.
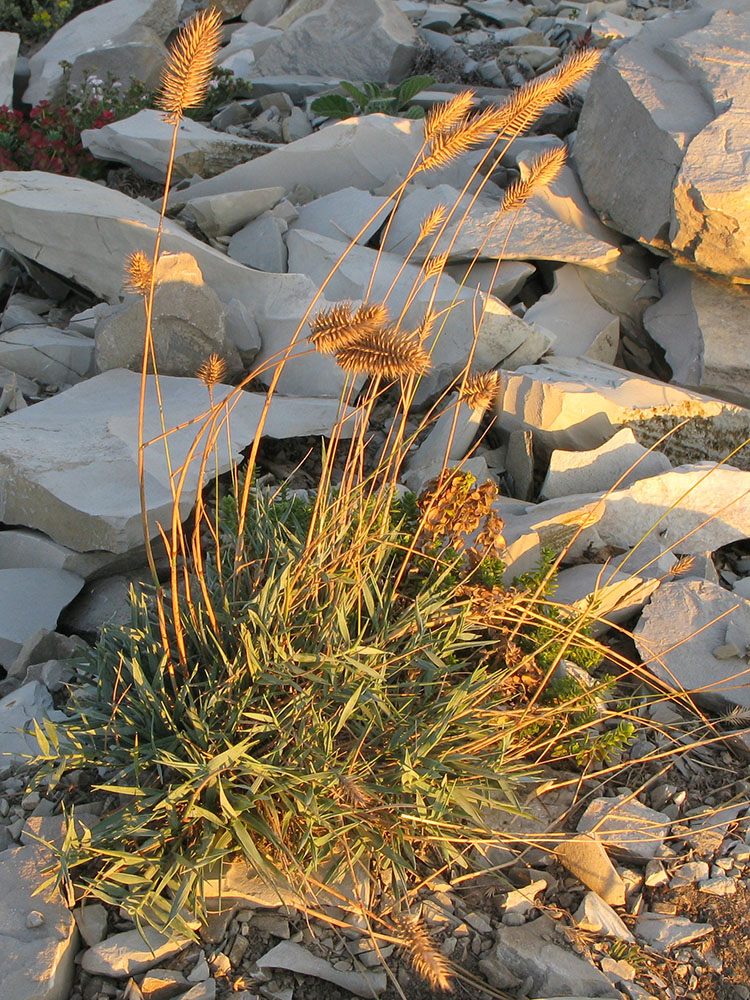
[25,910,45,928]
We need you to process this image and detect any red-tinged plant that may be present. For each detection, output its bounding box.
[0,100,114,178]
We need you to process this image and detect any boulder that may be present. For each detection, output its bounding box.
[256,0,416,83]
[287,188,390,245]
[0,682,62,765]
[0,369,349,555]
[524,264,619,364]
[0,326,94,386]
[285,228,546,401]
[540,427,673,500]
[0,32,19,107]
[0,569,84,666]
[24,0,178,105]
[444,260,535,303]
[575,2,750,281]
[635,579,750,709]
[644,262,750,403]
[229,211,289,271]
[243,0,287,24]
[183,186,285,237]
[81,109,273,184]
[0,845,78,1000]
[577,795,670,861]
[383,174,622,268]
[495,356,750,470]
[95,252,243,378]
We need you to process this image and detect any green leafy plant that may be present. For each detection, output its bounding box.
[0,0,103,40]
[311,74,436,121]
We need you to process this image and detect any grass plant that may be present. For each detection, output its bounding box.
[28,11,737,994]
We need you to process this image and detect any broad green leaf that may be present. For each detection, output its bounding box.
[310,94,357,119]
[402,105,426,119]
[339,81,370,109]
[395,75,434,105]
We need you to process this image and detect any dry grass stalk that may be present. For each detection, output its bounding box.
[396,914,453,992]
[419,49,600,172]
[124,250,153,295]
[460,370,500,412]
[418,204,448,242]
[308,302,389,354]
[414,310,437,343]
[423,251,449,280]
[156,6,223,124]
[501,145,567,213]
[424,90,475,142]
[197,353,227,389]
[335,325,431,379]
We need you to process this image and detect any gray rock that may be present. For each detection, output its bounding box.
[540,427,672,500]
[82,926,191,978]
[256,0,416,83]
[0,369,349,554]
[8,627,86,681]
[82,109,274,185]
[0,326,94,386]
[95,252,243,378]
[444,259,534,303]
[179,982,216,1000]
[574,892,635,942]
[229,212,289,271]
[577,795,670,861]
[635,579,750,709]
[182,186,285,237]
[554,835,627,906]
[669,860,710,888]
[288,187,389,245]
[0,682,61,765]
[0,845,78,1000]
[256,940,386,997]
[25,0,178,105]
[506,428,534,500]
[644,262,750,403]
[243,0,287,25]
[466,0,534,27]
[0,32,19,106]
[285,227,544,402]
[524,264,619,364]
[494,356,750,470]
[634,912,712,952]
[552,563,660,630]
[489,915,621,997]
[0,569,83,667]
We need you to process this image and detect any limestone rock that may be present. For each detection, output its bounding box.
[635,579,750,709]
[0,845,78,1000]
[466,0,534,27]
[0,326,94,386]
[229,211,288,271]
[0,32,19,107]
[73,904,108,948]
[574,892,635,942]
[183,186,285,237]
[554,835,627,906]
[243,0,287,24]
[286,227,545,401]
[82,926,190,978]
[95,252,242,378]
[0,369,349,554]
[0,682,61,765]
[167,115,426,208]
[553,562,661,630]
[0,569,83,667]
[444,259,534,303]
[634,912,712,952]
[540,427,673,500]
[489,915,621,997]
[25,0,178,105]
[644,262,750,403]
[256,940,386,997]
[576,2,750,280]
[288,187,390,245]
[256,0,416,83]
[82,110,272,184]
[495,356,750,470]
[577,795,670,861]
[524,264,619,364]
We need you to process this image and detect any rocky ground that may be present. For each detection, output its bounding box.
[2,0,750,999]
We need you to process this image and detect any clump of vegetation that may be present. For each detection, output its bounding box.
[0,100,113,175]
[0,0,101,40]
[34,9,608,991]
[311,74,436,121]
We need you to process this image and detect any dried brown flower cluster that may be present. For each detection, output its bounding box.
[419,470,504,553]
[459,370,500,413]
[124,250,153,295]
[197,353,227,389]
[309,302,432,380]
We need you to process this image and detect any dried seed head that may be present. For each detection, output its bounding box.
[671,555,696,577]
[423,251,449,280]
[414,310,437,344]
[309,302,389,354]
[395,914,452,992]
[418,204,447,243]
[501,144,567,213]
[424,91,475,142]
[335,326,431,380]
[460,370,500,413]
[124,250,153,295]
[156,7,223,125]
[197,352,227,388]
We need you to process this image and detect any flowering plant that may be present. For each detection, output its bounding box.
[0,101,114,177]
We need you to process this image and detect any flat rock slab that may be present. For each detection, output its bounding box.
[0,845,78,1000]
[577,795,670,861]
[0,568,84,667]
[0,369,347,554]
[554,835,626,906]
[634,912,712,952]
[81,926,190,978]
[495,356,750,470]
[635,579,750,709]
[257,941,386,998]
[0,681,63,767]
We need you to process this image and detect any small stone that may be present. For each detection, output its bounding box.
[74,903,109,947]
[698,876,737,896]
[25,909,45,928]
[555,835,627,906]
[463,911,493,935]
[669,861,709,889]
[634,912,712,952]
[644,860,669,888]
[577,795,670,861]
[187,953,210,982]
[227,933,249,967]
[573,892,635,942]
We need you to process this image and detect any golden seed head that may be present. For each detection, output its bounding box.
[418,204,447,243]
[460,370,500,413]
[424,91,476,143]
[395,914,452,992]
[156,7,224,125]
[423,251,449,280]
[501,144,567,213]
[335,326,431,380]
[671,555,696,576]
[308,302,390,354]
[197,352,227,388]
[124,250,153,295]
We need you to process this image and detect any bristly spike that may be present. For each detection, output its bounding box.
[460,370,500,412]
[335,326,431,380]
[501,144,567,213]
[396,914,453,992]
[418,204,447,243]
[124,250,153,295]
[308,302,390,354]
[197,352,227,389]
[424,91,476,143]
[156,7,224,125]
